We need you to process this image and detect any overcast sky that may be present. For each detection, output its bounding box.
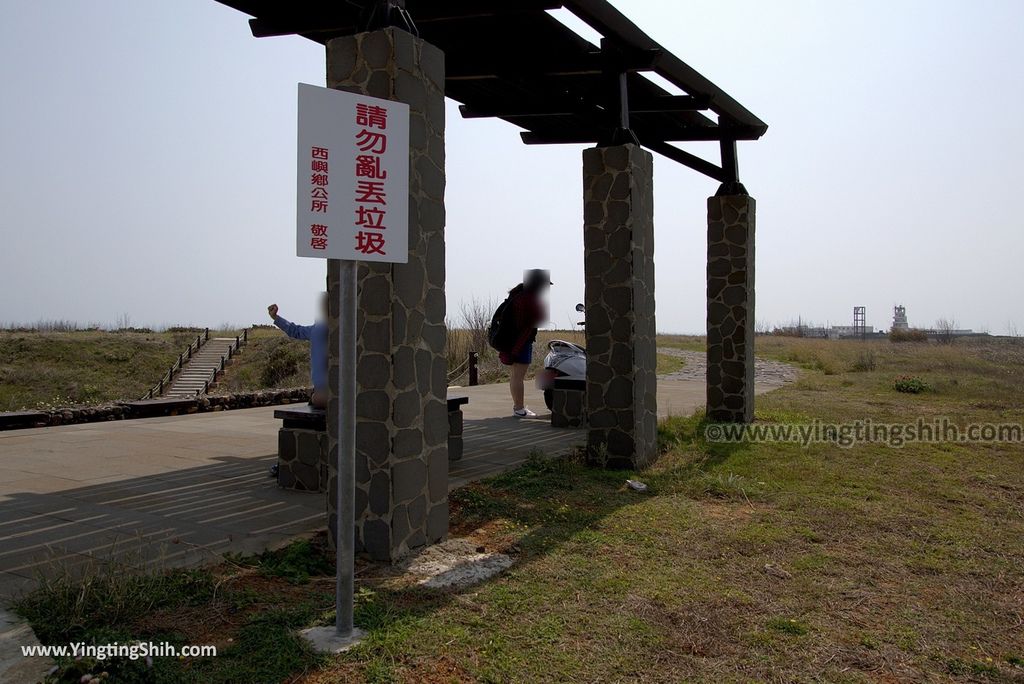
[1,0,1022,334]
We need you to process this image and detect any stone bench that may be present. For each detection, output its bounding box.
[273,405,328,491]
[0,411,49,431]
[447,395,468,462]
[126,397,201,418]
[550,377,586,429]
[274,395,469,492]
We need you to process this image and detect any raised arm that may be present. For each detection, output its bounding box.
[268,304,313,341]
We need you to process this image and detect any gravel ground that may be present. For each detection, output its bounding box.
[658,348,799,388]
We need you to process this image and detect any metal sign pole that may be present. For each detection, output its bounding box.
[336,259,357,637]
[301,259,364,652]
[297,84,406,652]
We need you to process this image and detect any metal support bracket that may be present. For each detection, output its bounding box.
[361,0,419,36]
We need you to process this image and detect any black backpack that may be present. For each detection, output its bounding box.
[487,287,522,352]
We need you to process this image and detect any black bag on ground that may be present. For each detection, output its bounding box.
[488,287,522,352]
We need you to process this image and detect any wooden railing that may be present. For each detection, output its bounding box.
[142,329,251,399]
[141,328,209,399]
[195,330,249,396]
[447,351,479,387]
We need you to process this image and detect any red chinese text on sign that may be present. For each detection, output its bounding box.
[297,84,408,263]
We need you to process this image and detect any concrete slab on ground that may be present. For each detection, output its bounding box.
[0,606,51,682]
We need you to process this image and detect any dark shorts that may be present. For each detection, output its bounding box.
[500,343,533,366]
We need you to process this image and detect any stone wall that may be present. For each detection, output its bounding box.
[325,28,448,561]
[706,194,756,423]
[582,144,658,469]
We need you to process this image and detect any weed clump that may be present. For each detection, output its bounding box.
[894,375,929,394]
[851,349,877,372]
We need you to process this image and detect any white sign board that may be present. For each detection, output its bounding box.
[296,83,410,263]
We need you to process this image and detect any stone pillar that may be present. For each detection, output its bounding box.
[325,28,448,561]
[582,144,657,469]
[706,194,755,423]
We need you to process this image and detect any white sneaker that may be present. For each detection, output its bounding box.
[513,407,537,418]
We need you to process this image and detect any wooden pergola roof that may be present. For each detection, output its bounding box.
[215,0,766,184]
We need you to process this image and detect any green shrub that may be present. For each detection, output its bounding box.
[894,375,928,394]
[240,539,333,584]
[767,617,809,636]
[890,328,928,343]
[259,339,304,388]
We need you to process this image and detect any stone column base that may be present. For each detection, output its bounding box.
[325,27,448,562]
[277,428,328,492]
[582,144,658,469]
[707,193,756,423]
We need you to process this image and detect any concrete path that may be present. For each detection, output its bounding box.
[0,360,797,600]
[0,408,319,599]
[0,359,796,678]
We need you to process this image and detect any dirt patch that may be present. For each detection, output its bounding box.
[395,537,514,590]
[134,569,324,650]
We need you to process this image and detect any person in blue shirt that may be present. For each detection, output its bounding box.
[267,294,329,408]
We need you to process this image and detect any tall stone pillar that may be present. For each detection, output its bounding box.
[582,144,657,469]
[325,28,448,561]
[706,193,755,423]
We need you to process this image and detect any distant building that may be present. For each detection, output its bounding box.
[829,325,875,339]
[893,305,909,331]
[797,326,828,338]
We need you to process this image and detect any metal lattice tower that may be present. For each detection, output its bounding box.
[853,306,866,339]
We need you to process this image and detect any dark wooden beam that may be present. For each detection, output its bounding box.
[458,95,709,119]
[415,0,564,23]
[561,0,768,136]
[520,123,761,144]
[248,1,564,39]
[642,139,726,182]
[636,94,711,113]
[719,137,738,184]
[446,48,660,80]
[250,15,353,39]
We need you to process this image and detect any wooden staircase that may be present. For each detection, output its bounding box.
[142,330,248,399]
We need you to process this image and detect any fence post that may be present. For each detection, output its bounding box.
[220,356,225,371]
[159,378,164,395]
[205,328,209,342]
[243,329,248,343]
[468,351,479,386]
[235,334,240,349]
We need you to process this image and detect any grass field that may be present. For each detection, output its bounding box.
[15,336,1024,682]
[0,330,199,410]
[0,326,684,410]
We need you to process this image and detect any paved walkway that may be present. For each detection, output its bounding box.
[0,361,795,601]
[0,358,797,679]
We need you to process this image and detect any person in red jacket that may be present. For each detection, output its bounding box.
[500,269,550,417]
